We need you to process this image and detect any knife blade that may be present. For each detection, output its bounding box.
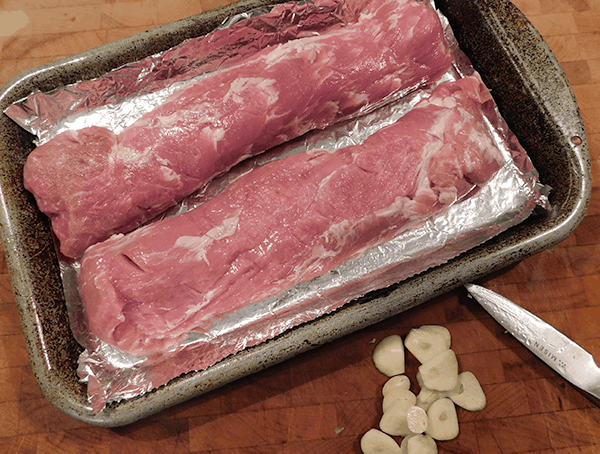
[465,283,600,406]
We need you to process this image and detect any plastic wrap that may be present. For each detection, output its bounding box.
[6,0,549,412]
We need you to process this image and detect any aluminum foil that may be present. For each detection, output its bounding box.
[6,0,549,412]
[4,0,360,144]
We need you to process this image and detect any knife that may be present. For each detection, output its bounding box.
[464,283,600,406]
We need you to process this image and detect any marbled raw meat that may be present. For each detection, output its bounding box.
[23,0,454,258]
[79,75,504,357]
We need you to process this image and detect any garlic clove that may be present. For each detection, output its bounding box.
[416,387,444,412]
[373,335,406,377]
[418,349,458,392]
[406,405,428,434]
[360,428,402,453]
[382,375,411,396]
[447,371,487,411]
[382,388,417,413]
[426,398,459,441]
[404,326,451,364]
[380,399,414,437]
[400,434,438,454]
[416,371,425,389]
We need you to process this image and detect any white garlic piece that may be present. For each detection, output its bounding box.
[447,371,486,411]
[360,428,402,453]
[400,434,438,454]
[382,375,411,396]
[405,325,451,364]
[426,398,459,441]
[416,387,444,412]
[418,349,458,392]
[406,405,429,434]
[380,399,414,437]
[373,335,405,377]
[382,388,417,414]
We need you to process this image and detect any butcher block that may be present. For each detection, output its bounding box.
[0,0,598,452]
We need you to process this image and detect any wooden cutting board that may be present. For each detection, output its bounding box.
[0,0,598,452]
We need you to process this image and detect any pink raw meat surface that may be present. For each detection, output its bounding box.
[80,75,504,357]
[23,0,454,259]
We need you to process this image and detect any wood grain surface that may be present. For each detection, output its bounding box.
[0,0,599,452]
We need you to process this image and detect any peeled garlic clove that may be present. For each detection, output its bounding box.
[382,375,411,396]
[400,434,438,454]
[382,388,417,413]
[418,349,458,392]
[448,371,487,411]
[426,398,459,441]
[404,326,451,364]
[406,405,428,434]
[360,428,402,454]
[373,335,405,377]
[380,399,413,437]
[416,371,425,389]
[416,387,444,412]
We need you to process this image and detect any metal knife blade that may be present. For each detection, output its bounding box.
[465,283,600,406]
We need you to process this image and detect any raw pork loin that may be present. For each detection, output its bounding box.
[23,0,454,259]
[80,75,504,357]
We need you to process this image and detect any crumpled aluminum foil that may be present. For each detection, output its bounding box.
[6,0,550,412]
[4,0,357,144]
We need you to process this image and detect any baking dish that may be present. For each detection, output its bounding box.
[0,0,591,426]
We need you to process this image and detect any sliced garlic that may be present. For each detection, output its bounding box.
[360,428,402,453]
[426,398,459,441]
[382,375,411,396]
[447,371,486,411]
[406,405,428,434]
[400,434,438,454]
[418,349,458,392]
[382,388,417,413]
[404,325,451,364]
[373,335,406,377]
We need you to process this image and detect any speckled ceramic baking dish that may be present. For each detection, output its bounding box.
[0,0,591,426]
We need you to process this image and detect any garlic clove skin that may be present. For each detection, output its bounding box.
[360,428,402,453]
[400,434,438,454]
[426,398,459,441]
[373,335,406,377]
[382,375,411,396]
[418,349,459,392]
[447,371,487,411]
[382,388,417,414]
[404,326,451,364]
